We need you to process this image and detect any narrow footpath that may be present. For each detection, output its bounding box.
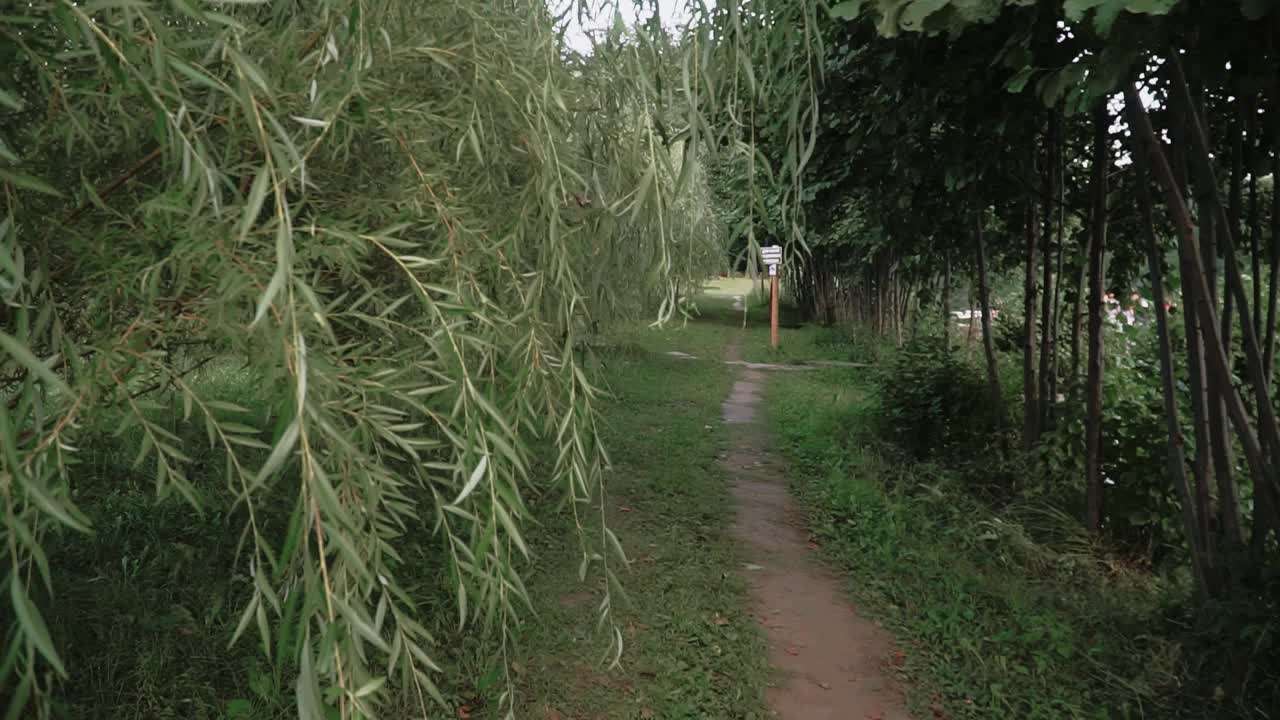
[720,327,912,720]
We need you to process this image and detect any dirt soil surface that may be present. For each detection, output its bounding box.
[720,334,912,720]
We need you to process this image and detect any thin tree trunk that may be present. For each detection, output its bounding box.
[1182,232,1216,550]
[967,294,976,345]
[1023,202,1040,449]
[1247,107,1262,342]
[943,248,952,349]
[1084,104,1108,533]
[1130,128,1212,597]
[1040,234,1056,429]
[1039,113,1058,433]
[1070,216,1089,383]
[976,212,1003,416]
[1172,98,1216,553]
[1049,147,1066,424]
[1265,120,1279,378]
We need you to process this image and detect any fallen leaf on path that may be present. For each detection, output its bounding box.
[818,682,831,690]
[784,646,800,656]
[806,542,819,550]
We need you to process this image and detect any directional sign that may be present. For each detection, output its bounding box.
[760,245,783,276]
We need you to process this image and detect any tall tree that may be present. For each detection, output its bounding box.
[1083,103,1109,533]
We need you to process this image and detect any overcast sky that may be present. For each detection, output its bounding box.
[558,0,693,54]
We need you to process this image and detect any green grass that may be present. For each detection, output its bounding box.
[44,361,286,719]
[503,287,770,719]
[763,361,1179,720]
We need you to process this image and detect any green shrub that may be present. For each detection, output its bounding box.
[876,336,993,458]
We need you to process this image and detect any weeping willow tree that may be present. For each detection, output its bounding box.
[0,0,819,717]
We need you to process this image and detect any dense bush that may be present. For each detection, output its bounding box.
[876,336,994,458]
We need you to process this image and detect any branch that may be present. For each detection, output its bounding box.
[61,147,163,227]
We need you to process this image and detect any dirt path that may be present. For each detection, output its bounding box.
[720,335,912,720]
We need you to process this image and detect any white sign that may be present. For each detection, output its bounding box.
[760,245,783,274]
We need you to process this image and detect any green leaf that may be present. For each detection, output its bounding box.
[250,268,287,328]
[1092,0,1126,34]
[452,455,488,505]
[1005,66,1035,94]
[829,0,865,19]
[239,165,271,243]
[296,646,325,720]
[1064,0,1109,21]
[253,417,298,486]
[0,88,23,112]
[900,0,951,30]
[11,520,52,592]
[10,577,66,677]
[1123,0,1178,15]
[353,677,386,699]
[0,169,61,197]
[229,48,272,96]
[168,57,227,93]
[21,473,92,533]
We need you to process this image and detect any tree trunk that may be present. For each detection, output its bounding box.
[967,294,976,345]
[1023,202,1040,449]
[1070,217,1089,384]
[976,212,1003,417]
[1130,126,1212,597]
[1084,104,1108,533]
[1125,79,1280,537]
[1265,113,1279,378]
[1171,98,1216,553]
[1039,229,1056,430]
[1168,57,1276,543]
[1039,112,1058,433]
[1188,78,1243,554]
[1049,148,1066,426]
[1260,92,1280,562]
[943,248,951,349]
[1247,107,1262,342]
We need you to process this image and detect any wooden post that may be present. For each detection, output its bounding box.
[761,245,783,349]
[770,273,779,349]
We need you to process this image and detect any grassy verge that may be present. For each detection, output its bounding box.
[500,285,770,720]
[762,340,1176,720]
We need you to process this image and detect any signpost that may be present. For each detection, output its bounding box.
[760,245,783,349]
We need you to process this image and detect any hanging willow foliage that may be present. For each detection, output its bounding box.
[0,0,819,717]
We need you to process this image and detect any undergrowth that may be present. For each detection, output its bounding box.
[764,330,1197,720]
